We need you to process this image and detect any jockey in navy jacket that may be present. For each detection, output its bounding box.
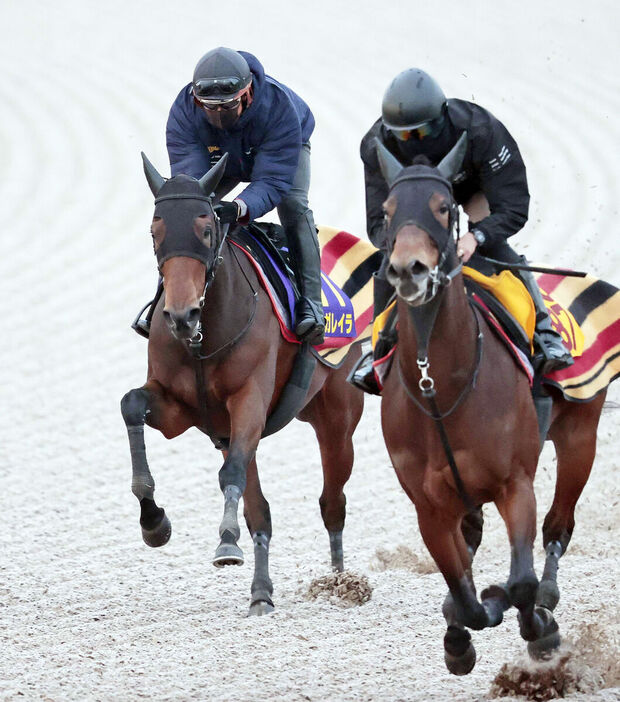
[166,51,315,222]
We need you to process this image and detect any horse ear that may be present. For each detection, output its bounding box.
[198,153,229,196]
[437,131,468,182]
[375,138,404,187]
[141,152,166,196]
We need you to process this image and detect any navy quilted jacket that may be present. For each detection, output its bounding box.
[166,51,315,220]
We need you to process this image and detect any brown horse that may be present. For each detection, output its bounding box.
[121,153,363,615]
[375,135,606,674]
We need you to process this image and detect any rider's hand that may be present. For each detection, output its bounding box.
[457,232,478,263]
[214,200,240,224]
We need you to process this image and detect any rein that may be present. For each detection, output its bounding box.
[397,287,482,513]
[185,235,259,447]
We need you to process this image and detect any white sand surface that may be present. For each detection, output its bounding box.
[0,1,618,700]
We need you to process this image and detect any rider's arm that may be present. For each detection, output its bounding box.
[236,95,302,221]
[360,125,390,248]
[470,117,530,245]
[166,86,213,178]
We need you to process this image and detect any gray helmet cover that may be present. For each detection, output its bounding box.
[381,68,447,130]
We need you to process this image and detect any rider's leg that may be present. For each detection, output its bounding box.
[349,256,395,394]
[481,238,573,374]
[131,277,164,339]
[277,142,325,345]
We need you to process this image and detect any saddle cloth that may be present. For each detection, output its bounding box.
[231,225,381,368]
[371,269,620,402]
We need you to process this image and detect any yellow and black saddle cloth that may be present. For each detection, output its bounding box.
[372,265,620,401]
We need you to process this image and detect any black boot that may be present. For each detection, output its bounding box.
[131,279,164,339]
[287,213,325,345]
[519,268,574,374]
[348,271,395,394]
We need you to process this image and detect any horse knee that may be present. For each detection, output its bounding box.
[121,388,150,426]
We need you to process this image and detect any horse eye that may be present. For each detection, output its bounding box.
[439,205,450,215]
[202,227,212,246]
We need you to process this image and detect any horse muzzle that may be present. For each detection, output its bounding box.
[386,258,431,306]
[162,305,202,340]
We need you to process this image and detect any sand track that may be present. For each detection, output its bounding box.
[1,1,618,700]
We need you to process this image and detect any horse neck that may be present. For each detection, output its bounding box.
[398,275,478,386]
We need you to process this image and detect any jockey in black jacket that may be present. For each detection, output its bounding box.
[351,67,573,394]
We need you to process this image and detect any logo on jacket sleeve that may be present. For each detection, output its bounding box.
[489,145,511,172]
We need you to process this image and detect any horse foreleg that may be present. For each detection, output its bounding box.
[301,371,363,572]
[242,458,274,616]
[538,394,604,611]
[495,476,560,659]
[120,381,194,547]
[213,384,264,568]
[417,507,491,675]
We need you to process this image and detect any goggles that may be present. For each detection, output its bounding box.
[193,76,248,98]
[391,114,445,141]
[195,95,242,111]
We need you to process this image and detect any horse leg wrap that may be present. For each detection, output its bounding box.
[127,426,155,501]
[121,389,155,501]
[328,531,344,572]
[219,484,242,542]
[536,540,562,610]
[251,532,273,606]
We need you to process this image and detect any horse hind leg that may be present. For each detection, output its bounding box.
[120,385,174,547]
[301,369,363,572]
[537,394,604,612]
[243,458,274,616]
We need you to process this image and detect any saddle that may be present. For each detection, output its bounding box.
[371,266,587,393]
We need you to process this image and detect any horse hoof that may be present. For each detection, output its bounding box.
[536,580,560,611]
[444,644,476,675]
[527,608,561,660]
[444,626,477,675]
[141,513,172,547]
[248,600,275,617]
[213,543,244,567]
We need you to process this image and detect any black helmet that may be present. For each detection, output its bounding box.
[382,68,447,140]
[192,47,252,102]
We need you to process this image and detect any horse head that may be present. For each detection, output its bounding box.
[376,133,467,306]
[141,153,229,340]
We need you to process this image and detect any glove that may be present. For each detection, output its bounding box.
[214,200,240,224]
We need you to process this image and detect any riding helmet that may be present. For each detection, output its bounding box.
[192,47,252,102]
[381,68,447,131]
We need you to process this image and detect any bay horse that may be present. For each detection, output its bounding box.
[375,135,606,674]
[121,153,363,615]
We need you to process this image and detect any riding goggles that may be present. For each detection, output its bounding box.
[194,75,248,96]
[391,114,446,141]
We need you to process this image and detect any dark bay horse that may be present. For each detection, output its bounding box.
[121,153,363,615]
[375,135,606,673]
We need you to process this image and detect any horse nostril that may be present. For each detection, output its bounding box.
[410,260,426,276]
[187,307,201,325]
[162,310,172,324]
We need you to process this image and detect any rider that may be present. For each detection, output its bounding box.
[133,47,325,345]
[351,67,573,393]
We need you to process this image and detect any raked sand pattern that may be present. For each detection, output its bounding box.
[0,1,618,700]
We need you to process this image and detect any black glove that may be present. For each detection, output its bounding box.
[214,200,240,224]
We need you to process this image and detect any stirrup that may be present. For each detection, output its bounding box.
[131,299,154,339]
[346,350,381,395]
[534,332,574,374]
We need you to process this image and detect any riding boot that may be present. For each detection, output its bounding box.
[131,279,164,339]
[348,270,395,394]
[518,267,574,374]
[287,213,325,345]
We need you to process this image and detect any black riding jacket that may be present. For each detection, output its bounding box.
[360,99,530,250]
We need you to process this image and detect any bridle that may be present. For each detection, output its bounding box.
[387,169,483,512]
